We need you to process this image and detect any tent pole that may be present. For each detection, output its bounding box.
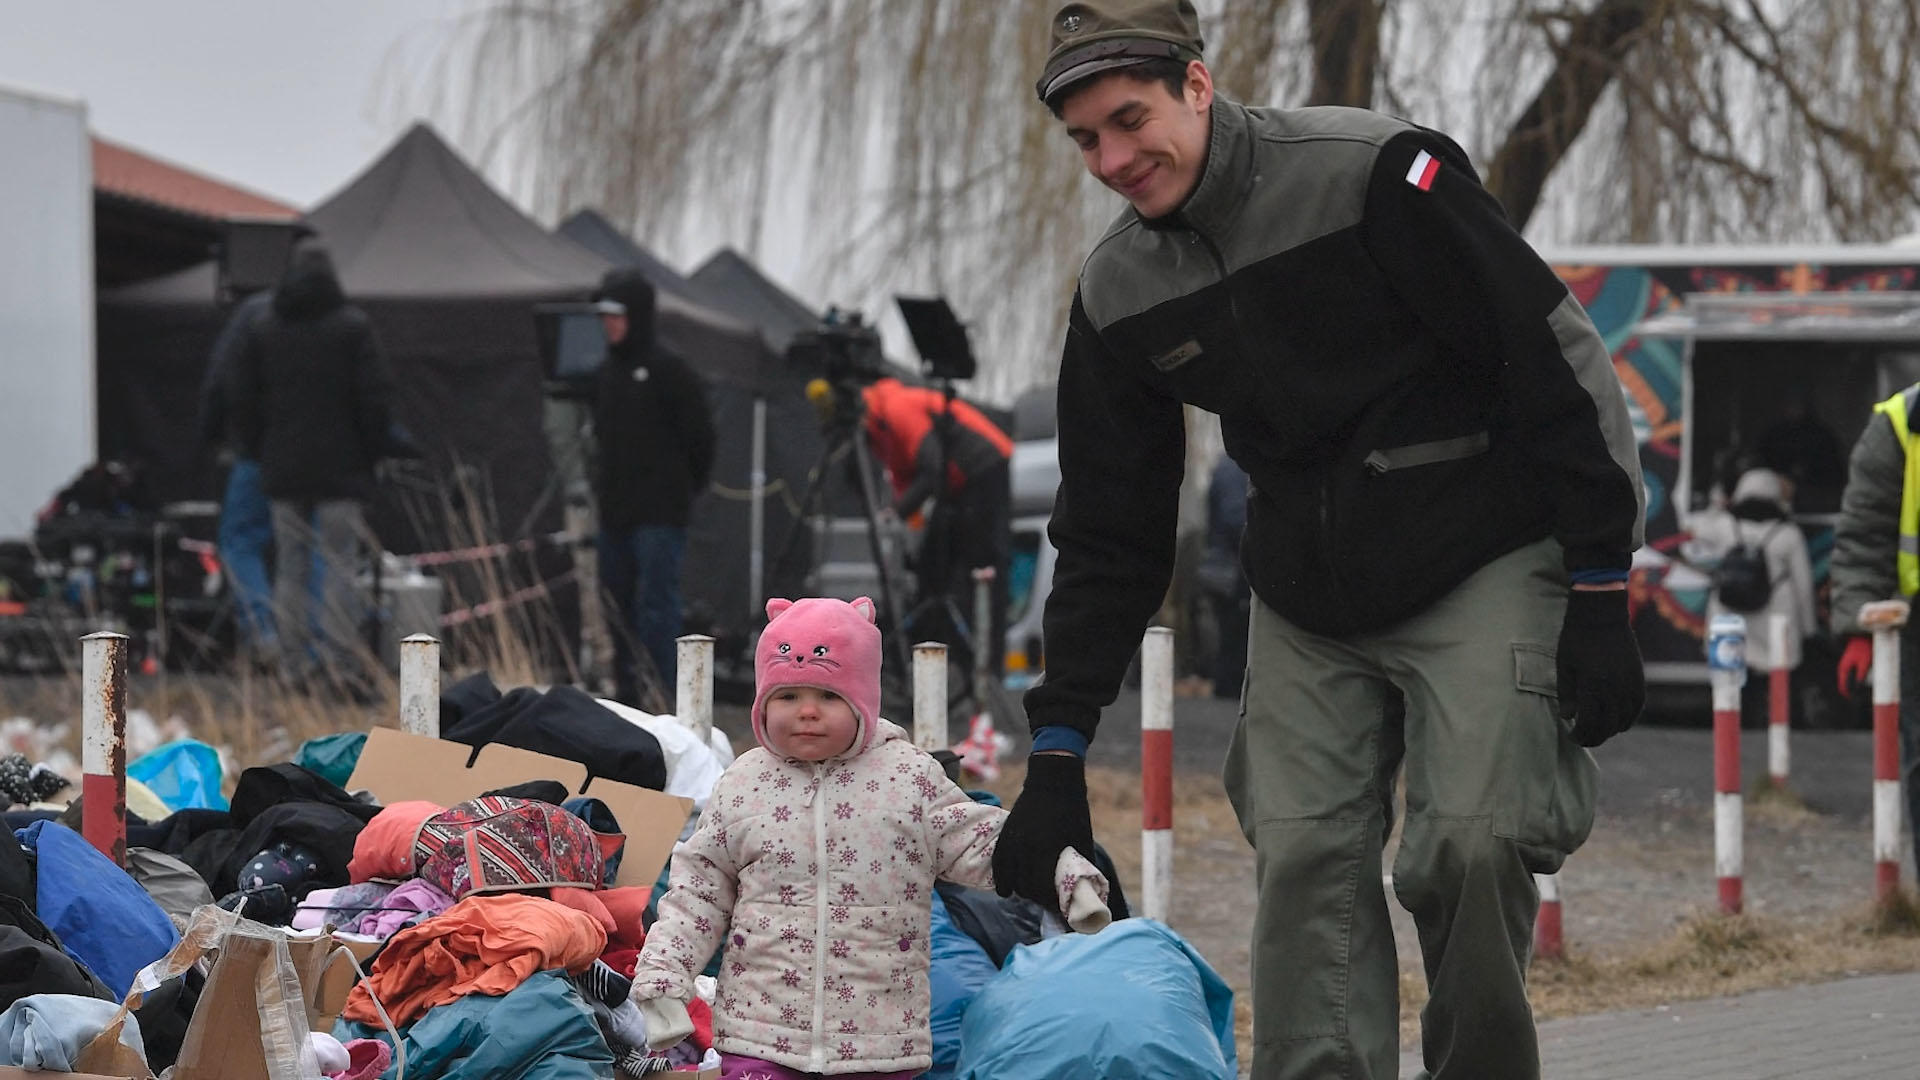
[749,394,768,622]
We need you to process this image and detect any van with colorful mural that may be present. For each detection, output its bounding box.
[1552,244,1920,722]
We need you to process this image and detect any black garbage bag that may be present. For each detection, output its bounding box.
[444,680,667,791]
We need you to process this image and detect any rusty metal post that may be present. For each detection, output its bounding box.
[676,634,716,745]
[913,642,948,753]
[81,630,129,867]
[399,634,441,737]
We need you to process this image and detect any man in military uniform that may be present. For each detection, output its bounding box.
[989,5,1648,1077]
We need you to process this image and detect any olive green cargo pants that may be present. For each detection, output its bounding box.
[1223,539,1597,1080]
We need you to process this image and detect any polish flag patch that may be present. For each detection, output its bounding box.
[1406,149,1440,191]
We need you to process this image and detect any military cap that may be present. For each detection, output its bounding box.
[1036,0,1205,103]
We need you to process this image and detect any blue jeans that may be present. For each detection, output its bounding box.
[217,460,276,649]
[598,525,685,702]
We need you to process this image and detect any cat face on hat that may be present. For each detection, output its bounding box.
[752,596,883,759]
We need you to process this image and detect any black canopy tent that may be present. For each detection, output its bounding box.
[557,210,702,304]
[688,249,824,354]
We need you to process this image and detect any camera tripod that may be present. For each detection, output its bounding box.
[768,384,1007,729]
[769,392,915,680]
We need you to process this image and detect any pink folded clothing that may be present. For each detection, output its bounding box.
[348,800,442,883]
[355,878,455,939]
[329,1038,392,1080]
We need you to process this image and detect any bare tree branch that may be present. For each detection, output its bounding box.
[437,0,1920,397]
[1306,0,1384,106]
[1484,0,1657,228]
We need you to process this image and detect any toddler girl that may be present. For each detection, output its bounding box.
[631,596,1107,1078]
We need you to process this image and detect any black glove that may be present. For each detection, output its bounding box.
[993,753,1094,910]
[1555,588,1645,747]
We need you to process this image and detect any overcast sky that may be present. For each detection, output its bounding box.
[0,1,468,207]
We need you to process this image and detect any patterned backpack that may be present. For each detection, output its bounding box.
[411,796,609,899]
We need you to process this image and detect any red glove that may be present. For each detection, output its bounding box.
[1838,636,1874,698]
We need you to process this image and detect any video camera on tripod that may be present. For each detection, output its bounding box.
[786,308,887,433]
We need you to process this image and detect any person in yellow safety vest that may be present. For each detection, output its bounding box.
[1831,381,1920,873]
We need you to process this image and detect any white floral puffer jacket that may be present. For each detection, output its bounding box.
[631,717,1103,1075]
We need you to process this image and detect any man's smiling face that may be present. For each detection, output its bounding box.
[1059,60,1214,220]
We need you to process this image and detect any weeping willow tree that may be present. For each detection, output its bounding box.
[443,0,1920,398]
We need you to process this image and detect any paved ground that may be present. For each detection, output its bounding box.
[1400,971,1920,1079]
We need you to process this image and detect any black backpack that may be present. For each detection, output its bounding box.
[1714,522,1784,613]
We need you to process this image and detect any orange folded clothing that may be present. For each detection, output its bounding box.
[548,885,650,948]
[341,893,607,1028]
[547,887,615,937]
[347,800,441,884]
[597,886,649,949]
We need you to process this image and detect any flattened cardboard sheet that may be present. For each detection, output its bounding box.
[348,726,692,889]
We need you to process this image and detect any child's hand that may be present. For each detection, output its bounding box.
[1066,873,1111,933]
[1057,848,1111,933]
[637,996,696,1052]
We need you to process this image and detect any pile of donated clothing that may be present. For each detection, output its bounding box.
[1,672,1236,1079]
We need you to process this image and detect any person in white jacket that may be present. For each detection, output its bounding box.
[1687,468,1817,722]
[630,596,1108,1078]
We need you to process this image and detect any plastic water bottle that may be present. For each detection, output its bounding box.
[1707,612,1747,693]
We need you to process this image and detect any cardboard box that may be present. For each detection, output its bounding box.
[347,727,694,889]
[302,930,382,1032]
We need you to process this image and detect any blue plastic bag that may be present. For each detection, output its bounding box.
[17,821,180,998]
[926,889,1001,1080]
[956,919,1237,1080]
[126,739,227,812]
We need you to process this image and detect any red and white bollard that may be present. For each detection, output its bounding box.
[399,633,441,738]
[80,630,129,868]
[1861,600,1911,902]
[1708,613,1745,914]
[913,641,948,754]
[1533,872,1563,960]
[1140,626,1174,923]
[676,634,716,746]
[1767,613,1790,789]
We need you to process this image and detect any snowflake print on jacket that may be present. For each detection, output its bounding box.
[630,596,1106,1075]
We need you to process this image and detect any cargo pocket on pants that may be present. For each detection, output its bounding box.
[1497,642,1598,875]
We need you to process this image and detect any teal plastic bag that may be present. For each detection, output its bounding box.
[126,739,227,812]
[294,731,368,789]
[956,919,1237,1079]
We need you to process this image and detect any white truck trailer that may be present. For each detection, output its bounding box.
[0,83,94,538]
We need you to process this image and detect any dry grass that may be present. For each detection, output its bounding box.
[1745,775,1815,820]
[1516,901,1920,1033]
[0,478,601,789]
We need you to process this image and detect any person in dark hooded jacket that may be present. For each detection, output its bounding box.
[198,288,279,660]
[228,243,396,684]
[589,268,716,702]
